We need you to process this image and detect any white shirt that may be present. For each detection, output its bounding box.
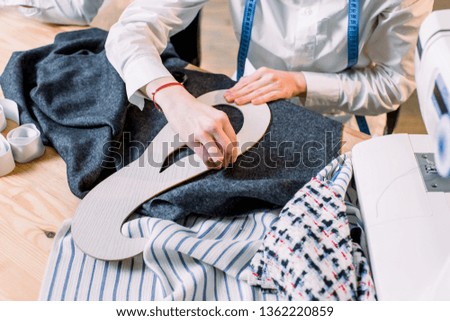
[104,0,432,135]
[4,0,433,135]
[0,0,103,25]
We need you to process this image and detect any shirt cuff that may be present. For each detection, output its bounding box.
[302,71,341,114]
[123,55,172,110]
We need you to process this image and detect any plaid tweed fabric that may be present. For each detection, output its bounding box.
[248,154,376,300]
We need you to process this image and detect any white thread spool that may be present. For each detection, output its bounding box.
[0,98,20,125]
[0,105,6,132]
[7,123,45,163]
[0,135,15,177]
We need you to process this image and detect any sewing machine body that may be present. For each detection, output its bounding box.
[353,134,450,300]
[352,10,450,300]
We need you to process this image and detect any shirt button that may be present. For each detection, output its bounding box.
[303,8,313,16]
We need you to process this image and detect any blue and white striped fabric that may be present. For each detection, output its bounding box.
[316,153,353,196]
[39,211,282,301]
[40,154,373,301]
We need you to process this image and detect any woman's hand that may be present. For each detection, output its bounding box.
[144,78,238,169]
[224,67,307,105]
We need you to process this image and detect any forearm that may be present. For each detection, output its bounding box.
[302,65,415,116]
[105,0,207,108]
[140,76,197,115]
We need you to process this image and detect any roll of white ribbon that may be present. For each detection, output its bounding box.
[436,114,450,177]
[0,98,20,125]
[0,134,15,177]
[7,123,45,163]
[0,104,6,132]
[0,98,44,175]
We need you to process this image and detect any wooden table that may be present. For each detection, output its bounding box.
[0,9,368,301]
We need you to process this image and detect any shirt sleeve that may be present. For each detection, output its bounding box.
[105,0,208,109]
[302,0,433,116]
[9,0,104,25]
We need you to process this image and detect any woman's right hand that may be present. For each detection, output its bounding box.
[144,78,238,169]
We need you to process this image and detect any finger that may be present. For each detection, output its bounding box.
[231,74,258,91]
[188,141,208,165]
[212,127,233,168]
[221,119,239,164]
[188,141,222,169]
[225,71,264,100]
[194,132,224,166]
[251,90,281,105]
[235,83,278,105]
[227,76,272,103]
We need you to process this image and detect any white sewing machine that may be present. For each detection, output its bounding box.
[353,10,450,300]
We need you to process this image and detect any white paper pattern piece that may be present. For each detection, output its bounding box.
[72,90,272,261]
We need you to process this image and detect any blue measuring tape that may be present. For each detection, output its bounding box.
[236,0,258,80]
[347,0,360,69]
[348,0,371,135]
[237,0,370,135]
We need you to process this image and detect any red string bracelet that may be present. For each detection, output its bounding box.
[151,82,184,111]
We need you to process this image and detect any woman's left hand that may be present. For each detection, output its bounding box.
[224,67,307,105]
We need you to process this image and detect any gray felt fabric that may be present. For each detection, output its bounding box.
[0,28,342,220]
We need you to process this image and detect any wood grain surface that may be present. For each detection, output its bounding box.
[0,9,82,301]
[0,8,368,301]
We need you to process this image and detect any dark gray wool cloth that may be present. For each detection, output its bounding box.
[0,28,342,220]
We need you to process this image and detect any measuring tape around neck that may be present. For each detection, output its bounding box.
[348,0,371,135]
[347,0,360,69]
[237,0,371,135]
[236,0,258,80]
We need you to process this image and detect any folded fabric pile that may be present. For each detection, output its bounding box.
[39,155,375,301]
[0,28,374,301]
[0,28,342,222]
